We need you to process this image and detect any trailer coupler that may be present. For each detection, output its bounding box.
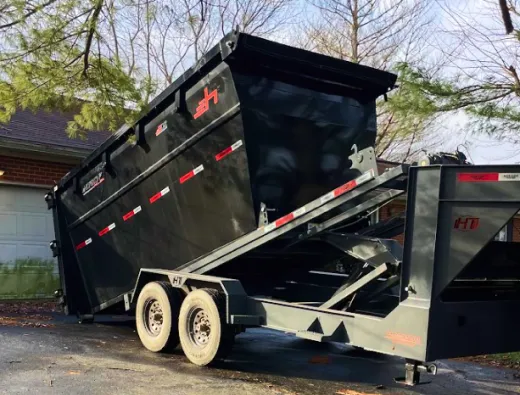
[394,360,437,386]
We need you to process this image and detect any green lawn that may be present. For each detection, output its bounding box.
[0,259,59,299]
[491,352,520,365]
[462,352,520,370]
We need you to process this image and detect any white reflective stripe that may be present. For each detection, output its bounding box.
[356,169,375,184]
[85,238,92,245]
[160,186,170,196]
[293,207,306,217]
[231,140,243,151]
[320,192,335,204]
[53,185,58,192]
[320,170,373,204]
[193,164,204,175]
[498,173,520,181]
[134,206,142,214]
[264,223,276,233]
[108,223,116,231]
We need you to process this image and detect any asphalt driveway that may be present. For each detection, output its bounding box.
[0,314,519,395]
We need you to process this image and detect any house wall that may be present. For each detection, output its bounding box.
[512,219,520,242]
[379,202,406,244]
[0,154,75,300]
[0,155,73,187]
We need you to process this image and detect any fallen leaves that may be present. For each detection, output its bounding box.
[0,315,55,328]
[0,301,57,328]
[309,355,330,364]
[336,390,380,395]
[67,370,81,375]
[0,302,58,314]
[456,353,520,371]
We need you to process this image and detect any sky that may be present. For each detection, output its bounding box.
[290,0,520,164]
[431,0,520,164]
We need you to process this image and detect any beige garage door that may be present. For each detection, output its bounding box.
[0,185,59,299]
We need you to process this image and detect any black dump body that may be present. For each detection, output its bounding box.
[48,31,397,315]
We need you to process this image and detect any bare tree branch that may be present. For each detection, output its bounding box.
[499,0,515,33]
[83,0,104,77]
[0,0,59,30]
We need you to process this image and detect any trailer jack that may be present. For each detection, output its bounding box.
[395,360,437,386]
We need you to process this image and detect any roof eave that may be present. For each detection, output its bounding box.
[0,136,92,162]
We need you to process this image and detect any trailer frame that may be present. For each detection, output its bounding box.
[126,163,520,386]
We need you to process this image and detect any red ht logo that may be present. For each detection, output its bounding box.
[454,216,480,231]
[193,87,218,119]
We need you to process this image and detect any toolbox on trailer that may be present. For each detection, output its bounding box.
[46,30,520,386]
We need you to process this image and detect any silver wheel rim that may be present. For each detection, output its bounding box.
[143,298,163,337]
[187,307,211,348]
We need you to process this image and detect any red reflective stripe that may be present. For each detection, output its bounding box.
[149,192,162,203]
[99,227,110,236]
[274,213,294,228]
[180,165,204,184]
[76,238,92,251]
[76,241,87,251]
[123,211,135,221]
[215,140,243,161]
[333,180,358,197]
[458,173,499,182]
[263,207,307,233]
[180,170,195,184]
[149,187,170,203]
[98,223,115,237]
[123,206,141,221]
[215,146,233,161]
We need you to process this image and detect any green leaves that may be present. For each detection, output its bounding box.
[0,0,149,138]
[388,61,520,140]
[0,0,294,139]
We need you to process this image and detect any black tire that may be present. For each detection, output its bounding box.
[136,281,181,353]
[178,288,235,366]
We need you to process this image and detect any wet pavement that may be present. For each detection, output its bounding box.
[0,315,519,395]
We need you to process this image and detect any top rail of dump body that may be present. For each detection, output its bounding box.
[53,29,397,193]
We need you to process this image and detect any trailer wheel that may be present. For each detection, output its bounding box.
[136,281,181,353]
[178,288,235,366]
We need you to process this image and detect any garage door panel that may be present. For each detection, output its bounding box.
[0,242,18,264]
[0,189,47,212]
[19,243,54,261]
[0,213,17,237]
[0,185,59,299]
[0,191,17,209]
[46,217,55,238]
[18,214,47,239]
[19,190,47,209]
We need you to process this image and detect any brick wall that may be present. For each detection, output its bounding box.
[0,155,73,186]
[510,219,520,242]
[379,202,406,244]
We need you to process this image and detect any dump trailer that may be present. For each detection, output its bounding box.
[46,30,520,385]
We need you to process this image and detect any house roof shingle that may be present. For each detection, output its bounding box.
[0,108,112,153]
